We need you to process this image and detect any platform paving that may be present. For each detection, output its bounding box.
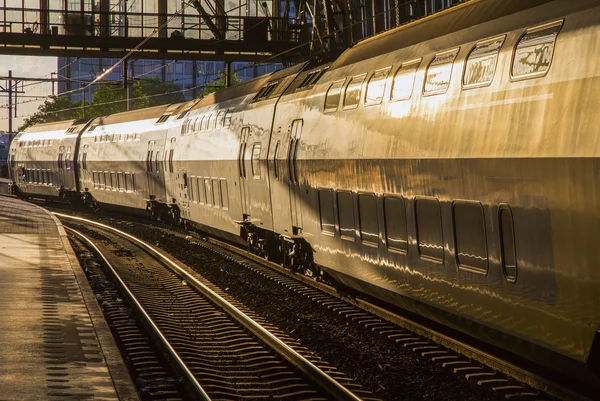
[0,197,139,401]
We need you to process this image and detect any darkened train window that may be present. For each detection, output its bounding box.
[343,74,366,109]
[424,48,459,95]
[196,178,204,204]
[499,205,517,282]
[415,197,444,262]
[189,177,196,202]
[124,173,130,192]
[251,143,261,179]
[104,172,111,190]
[318,189,335,235]
[110,172,116,190]
[384,196,408,253]
[391,59,421,101]
[92,172,98,189]
[204,178,212,206]
[358,193,378,245]
[220,180,229,209]
[337,191,355,240]
[324,79,345,112]
[453,201,488,273]
[512,21,562,80]
[365,67,391,106]
[212,179,220,208]
[117,172,124,191]
[131,173,136,191]
[463,36,505,88]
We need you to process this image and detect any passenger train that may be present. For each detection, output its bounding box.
[8,0,600,390]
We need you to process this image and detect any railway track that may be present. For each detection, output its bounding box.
[51,207,590,401]
[58,213,373,401]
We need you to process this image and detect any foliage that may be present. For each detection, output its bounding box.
[199,71,242,96]
[19,76,185,131]
[18,96,85,131]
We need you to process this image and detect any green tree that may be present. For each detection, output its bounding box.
[200,71,241,96]
[19,96,85,131]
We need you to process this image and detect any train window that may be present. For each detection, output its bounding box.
[103,172,110,190]
[224,110,232,128]
[318,189,335,235]
[499,205,517,282]
[344,74,366,109]
[46,170,52,186]
[199,116,206,132]
[358,193,379,246]
[194,117,201,133]
[110,173,116,190]
[511,20,562,80]
[415,197,444,262]
[57,153,63,169]
[365,67,391,106]
[337,191,355,240]
[207,114,214,131]
[124,173,130,192]
[216,111,225,129]
[168,149,174,173]
[131,173,136,191]
[324,79,345,112]
[181,119,188,135]
[65,152,71,170]
[204,179,212,206]
[92,172,98,189]
[463,36,505,88]
[135,133,141,140]
[189,177,196,202]
[424,48,459,95]
[453,201,488,273]
[155,151,160,172]
[192,177,199,203]
[34,170,39,183]
[199,177,206,204]
[99,172,105,190]
[117,173,124,191]
[391,59,421,101]
[220,180,229,209]
[384,196,408,253]
[251,143,261,179]
[212,179,220,208]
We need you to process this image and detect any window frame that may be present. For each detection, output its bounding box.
[462,35,506,90]
[318,188,336,236]
[414,196,444,263]
[324,79,346,113]
[364,67,391,107]
[357,192,379,247]
[343,73,367,110]
[391,58,422,102]
[423,48,460,96]
[337,190,356,241]
[509,20,563,82]
[452,200,489,275]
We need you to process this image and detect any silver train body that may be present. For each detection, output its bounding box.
[9,0,600,388]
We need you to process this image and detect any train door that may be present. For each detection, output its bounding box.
[288,119,303,233]
[146,140,157,197]
[238,126,250,220]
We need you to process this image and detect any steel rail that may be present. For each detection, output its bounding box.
[56,212,363,401]
[64,226,211,401]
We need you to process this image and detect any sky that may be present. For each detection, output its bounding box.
[0,55,57,132]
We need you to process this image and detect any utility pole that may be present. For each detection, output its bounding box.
[8,70,12,133]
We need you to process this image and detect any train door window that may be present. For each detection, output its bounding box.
[415,197,444,262]
[220,180,229,209]
[155,151,160,172]
[318,189,335,235]
[324,79,345,112]
[199,177,207,204]
[211,179,220,208]
[65,149,72,170]
[344,74,366,109]
[511,20,562,80]
[204,179,212,206]
[216,111,225,129]
[453,201,488,273]
[365,67,391,106]
[384,196,408,253]
[146,141,155,172]
[58,153,64,169]
[499,205,517,282]
[424,48,459,95]
[391,59,421,101]
[117,173,124,191]
[110,172,117,190]
[251,143,261,179]
[224,110,232,128]
[168,138,176,173]
[337,191,355,240]
[463,36,505,88]
[358,193,379,246]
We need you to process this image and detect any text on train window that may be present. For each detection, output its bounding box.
[415,197,444,262]
[463,36,505,88]
[384,196,408,253]
[324,79,345,112]
[499,204,517,282]
[358,193,378,245]
[391,59,421,101]
[365,67,391,106]
[511,20,562,79]
[318,189,335,235]
[344,74,367,109]
[337,191,355,240]
[453,201,488,273]
[424,48,459,95]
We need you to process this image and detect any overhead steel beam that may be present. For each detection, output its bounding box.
[189,0,226,41]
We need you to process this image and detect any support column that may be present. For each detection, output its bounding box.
[40,0,50,35]
[224,61,231,88]
[7,70,12,133]
[158,0,167,38]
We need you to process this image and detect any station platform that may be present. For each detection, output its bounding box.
[0,196,139,401]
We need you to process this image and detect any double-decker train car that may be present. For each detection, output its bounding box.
[8,0,600,390]
[8,119,87,201]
